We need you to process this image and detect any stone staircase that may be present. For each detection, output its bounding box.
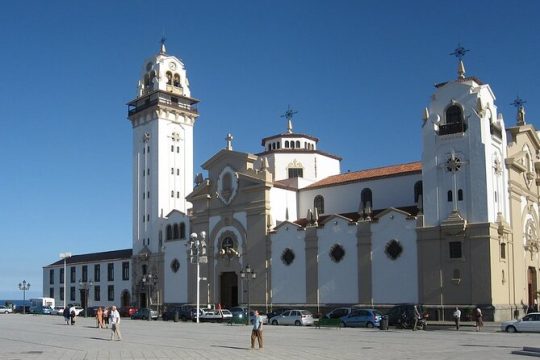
[512,347,540,357]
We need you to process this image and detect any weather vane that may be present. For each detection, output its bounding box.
[281,105,298,133]
[449,44,470,61]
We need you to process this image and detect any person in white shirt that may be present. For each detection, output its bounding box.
[110,305,122,341]
[452,307,461,330]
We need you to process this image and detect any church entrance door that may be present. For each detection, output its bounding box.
[140,293,147,308]
[528,267,537,308]
[220,272,238,309]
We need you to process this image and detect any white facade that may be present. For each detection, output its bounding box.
[43,251,132,309]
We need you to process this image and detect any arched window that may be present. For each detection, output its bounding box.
[296,140,300,148]
[314,195,324,214]
[166,225,172,241]
[166,71,172,85]
[277,142,281,149]
[414,181,423,203]
[291,141,295,149]
[500,243,506,259]
[361,188,373,211]
[446,105,463,124]
[173,74,180,87]
[173,224,179,239]
[285,141,289,148]
[180,222,186,239]
[268,144,271,151]
[447,190,453,202]
[150,71,156,85]
[144,74,150,87]
[458,189,464,201]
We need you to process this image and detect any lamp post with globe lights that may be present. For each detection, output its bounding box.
[187,231,207,323]
[240,264,256,325]
[18,280,30,314]
[78,279,94,318]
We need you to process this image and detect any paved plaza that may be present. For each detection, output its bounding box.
[0,314,538,359]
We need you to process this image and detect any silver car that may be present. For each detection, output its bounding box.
[269,309,314,326]
[501,312,540,333]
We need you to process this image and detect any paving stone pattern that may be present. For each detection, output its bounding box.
[0,315,537,359]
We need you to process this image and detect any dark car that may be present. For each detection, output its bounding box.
[324,307,357,319]
[386,304,426,326]
[13,305,31,314]
[119,306,138,317]
[131,308,158,320]
[162,305,194,321]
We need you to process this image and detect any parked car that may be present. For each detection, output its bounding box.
[340,309,382,328]
[13,305,30,314]
[51,306,64,315]
[324,307,357,319]
[119,306,138,318]
[266,308,291,320]
[40,306,54,315]
[68,306,85,316]
[269,309,315,326]
[230,306,249,319]
[0,305,13,314]
[501,312,540,333]
[196,309,233,323]
[385,304,425,326]
[131,308,158,320]
[162,305,193,321]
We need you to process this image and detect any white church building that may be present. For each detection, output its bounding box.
[44,43,539,321]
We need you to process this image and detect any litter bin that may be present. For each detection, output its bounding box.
[174,310,179,322]
[379,315,389,330]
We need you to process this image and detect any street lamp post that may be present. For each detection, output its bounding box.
[18,280,30,314]
[240,264,256,325]
[59,252,71,310]
[141,273,158,321]
[188,231,207,324]
[78,279,94,318]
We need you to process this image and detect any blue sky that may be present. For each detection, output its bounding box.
[1,0,539,299]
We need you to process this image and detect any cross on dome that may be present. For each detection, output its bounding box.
[160,36,167,54]
[281,105,298,134]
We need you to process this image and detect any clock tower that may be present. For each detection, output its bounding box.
[127,41,199,306]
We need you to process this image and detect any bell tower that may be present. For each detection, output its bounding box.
[421,46,509,227]
[127,40,199,255]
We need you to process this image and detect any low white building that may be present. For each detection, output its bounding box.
[42,249,133,310]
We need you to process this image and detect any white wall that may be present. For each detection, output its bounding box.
[371,211,418,304]
[299,173,421,217]
[163,212,190,304]
[317,217,358,304]
[271,224,306,304]
[269,187,298,224]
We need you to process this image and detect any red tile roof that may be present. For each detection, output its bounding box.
[306,161,422,189]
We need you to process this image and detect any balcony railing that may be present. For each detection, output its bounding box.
[438,122,467,136]
[128,97,198,116]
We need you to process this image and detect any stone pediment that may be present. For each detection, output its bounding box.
[440,210,467,235]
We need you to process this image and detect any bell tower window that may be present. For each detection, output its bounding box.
[166,71,172,85]
[173,74,181,87]
[439,104,467,135]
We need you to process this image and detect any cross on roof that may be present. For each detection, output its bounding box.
[510,96,526,109]
[281,105,298,133]
[449,44,470,61]
[160,36,167,54]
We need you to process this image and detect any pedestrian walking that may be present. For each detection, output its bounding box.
[96,307,104,328]
[110,305,122,341]
[69,305,76,325]
[103,307,109,328]
[452,307,461,330]
[474,307,483,332]
[250,310,263,350]
[63,307,70,325]
[412,305,421,331]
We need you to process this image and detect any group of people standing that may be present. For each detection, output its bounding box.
[61,305,122,341]
[452,306,483,331]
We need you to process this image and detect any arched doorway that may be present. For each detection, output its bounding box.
[528,267,537,308]
[220,272,238,309]
[121,290,131,307]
